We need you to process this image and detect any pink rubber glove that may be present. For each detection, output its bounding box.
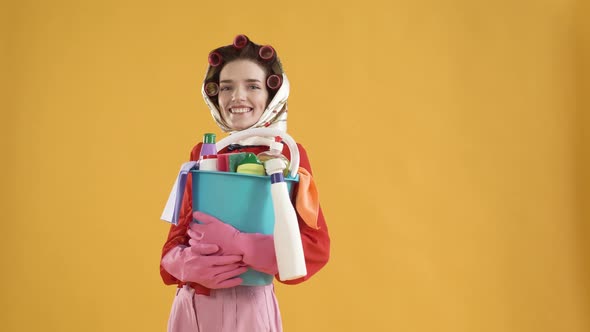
[160,243,248,289]
[189,211,279,275]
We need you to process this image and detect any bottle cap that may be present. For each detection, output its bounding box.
[269,141,283,153]
[269,136,283,153]
[203,133,216,144]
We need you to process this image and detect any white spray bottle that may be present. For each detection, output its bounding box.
[264,158,307,280]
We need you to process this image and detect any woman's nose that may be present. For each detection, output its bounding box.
[231,86,245,101]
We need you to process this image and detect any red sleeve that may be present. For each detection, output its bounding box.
[159,143,202,285]
[277,143,331,285]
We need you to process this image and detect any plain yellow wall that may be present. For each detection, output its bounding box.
[575,0,590,318]
[2,0,588,331]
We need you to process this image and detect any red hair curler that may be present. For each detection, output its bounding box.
[258,45,275,61]
[208,51,223,67]
[233,34,249,49]
[266,74,282,90]
[205,82,219,96]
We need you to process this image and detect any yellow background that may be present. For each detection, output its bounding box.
[2,0,589,331]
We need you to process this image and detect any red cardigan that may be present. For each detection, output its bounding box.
[160,142,331,295]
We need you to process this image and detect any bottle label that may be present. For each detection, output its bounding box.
[199,158,218,171]
[270,173,284,184]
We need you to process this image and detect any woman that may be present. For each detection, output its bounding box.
[160,35,330,332]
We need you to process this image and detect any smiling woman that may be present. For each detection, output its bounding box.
[159,35,331,332]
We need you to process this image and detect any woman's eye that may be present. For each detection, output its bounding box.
[220,86,232,91]
[249,85,261,90]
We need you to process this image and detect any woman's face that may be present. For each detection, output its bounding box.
[218,59,269,130]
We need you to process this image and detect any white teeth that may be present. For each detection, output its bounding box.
[231,108,252,114]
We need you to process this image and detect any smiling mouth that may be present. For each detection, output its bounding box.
[230,107,253,114]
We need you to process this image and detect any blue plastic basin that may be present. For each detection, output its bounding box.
[191,170,299,286]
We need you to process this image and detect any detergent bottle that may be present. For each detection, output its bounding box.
[264,158,307,281]
[198,133,218,171]
[200,133,217,157]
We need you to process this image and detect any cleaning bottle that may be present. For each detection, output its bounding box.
[200,133,217,157]
[257,136,290,177]
[264,158,307,281]
[197,133,217,170]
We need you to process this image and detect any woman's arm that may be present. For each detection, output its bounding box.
[160,143,202,285]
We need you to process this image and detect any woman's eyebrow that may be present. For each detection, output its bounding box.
[220,79,262,83]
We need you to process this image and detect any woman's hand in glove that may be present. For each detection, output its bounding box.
[160,243,248,289]
[188,211,278,275]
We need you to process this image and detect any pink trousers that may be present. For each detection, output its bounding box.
[167,284,283,332]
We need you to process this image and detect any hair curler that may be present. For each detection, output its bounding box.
[258,45,276,62]
[208,51,223,67]
[233,34,249,49]
[204,82,219,96]
[266,74,282,90]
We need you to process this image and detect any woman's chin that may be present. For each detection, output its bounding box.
[229,121,254,131]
